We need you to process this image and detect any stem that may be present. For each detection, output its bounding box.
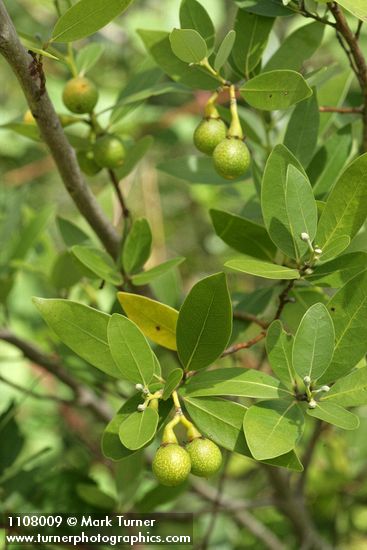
[221,331,266,357]
[204,90,220,118]
[108,169,130,221]
[319,105,363,114]
[198,57,228,86]
[0,1,120,259]
[228,84,244,139]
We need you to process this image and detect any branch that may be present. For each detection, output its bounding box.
[108,169,131,221]
[233,311,269,329]
[0,1,120,258]
[327,2,367,152]
[0,373,71,404]
[274,280,295,320]
[0,329,111,422]
[319,105,363,113]
[221,331,266,357]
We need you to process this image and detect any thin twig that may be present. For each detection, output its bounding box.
[0,373,71,404]
[274,280,295,320]
[319,105,363,113]
[233,311,269,329]
[108,169,130,221]
[221,331,266,357]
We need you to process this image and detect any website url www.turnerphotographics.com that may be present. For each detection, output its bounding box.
[1,514,193,547]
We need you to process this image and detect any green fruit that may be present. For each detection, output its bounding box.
[152,444,191,486]
[213,138,250,180]
[193,117,227,156]
[186,438,222,478]
[76,150,101,176]
[62,77,99,114]
[93,135,126,169]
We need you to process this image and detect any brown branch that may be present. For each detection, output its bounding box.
[0,329,111,422]
[0,1,120,258]
[319,105,363,113]
[221,331,266,357]
[0,373,71,404]
[233,311,269,329]
[274,280,295,320]
[108,169,131,221]
[327,2,367,152]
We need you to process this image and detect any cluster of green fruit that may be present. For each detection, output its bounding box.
[193,87,250,180]
[62,76,126,175]
[152,414,222,486]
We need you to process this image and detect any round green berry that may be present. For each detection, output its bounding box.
[93,135,126,169]
[213,138,251,180]
[62,77,99,114]
[186,438,222,478]
[76,150,101,176]
[193,118,227,156]
[152,444,191,486]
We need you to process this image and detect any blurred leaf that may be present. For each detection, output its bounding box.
[244,400,304,460]
[214,30,236,71]
[231,10,273,77]
[225,256,300,280]
[336,1,367,22]
[241,70,312,111]
[11,207,54,262]
[51,0,135,42]
[71,245,122,285]
[107,314,155,385]
[284,90,320,168]
[234,0,292,16]
[266,321,296,389]
[264,22,325,72]
[176,273,232,370]
[0,122,40,141]
[180,0,215,51]
[76,43,105,75]
[136,483,187,512]
[210,209,276,261]
[169,28,207,64]
[131,257,185,286]
[119,408,159,450]
[122,218,152,275]
[307,402,359,430]
[76,483,116,509]
[117,292,178,351]
[293,303,335,381]
[0,403,24,476]
[179,367,292,399]
[57,217,90,247]
[162,368,183,400]
[115,136,154,179]
[33,298,120,378]
[318,71,353,135]
[158,155,249,184]
[51,251,86,289]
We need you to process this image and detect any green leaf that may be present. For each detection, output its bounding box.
[138,30,219,90]
[264,22,325,72]
[33,298,120,378]
[76,484,115,509]
[107,314,155,385]
[51,251,86,290]
[57,217,90,247]
[169,28,207,64]
[318,71,353,135]
[320,271,367,382]
[283,90,319,168]
[179,367,292,399]
[261,145,317,260]
[158,155,249,185]
[322,367,367,407]
[51,0,135,42]
[176,273,232,371]
[131,257,185,286]
[306,252,367,288]
[180,0,215,51]
[231,10,274,77]
[117,292,178,351]
[214,30,236,71]
[244,400,304,460]
[0,122,40,142]
[71,245,122,285]
[292,303,335,381]
[115,136,154,179]
[241,70,312,111]
[10,207,54,262]
[162,369,184,400]
[308,125,352,199]
[316,153,367,255]
[266,321,297,389]
[119,408,159,450]
[307,402,359,430]
[183,396,302,471]
[336,1,367,22]
[225,256,300,280]
[76,43,105,75]
[102,394,143,460]
[319,235,350,263]
[122,218,152,275]
[234,0,292,16]
[210,209,276,261]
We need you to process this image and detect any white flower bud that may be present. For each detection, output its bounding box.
[309,399,317,409]
[320,385,330,392]
[304,268,313,275]
[303,376,311,385]
[314,247,323,255]
[135,383,144,391]
[137,403,146,412]
[301,232,310,241]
